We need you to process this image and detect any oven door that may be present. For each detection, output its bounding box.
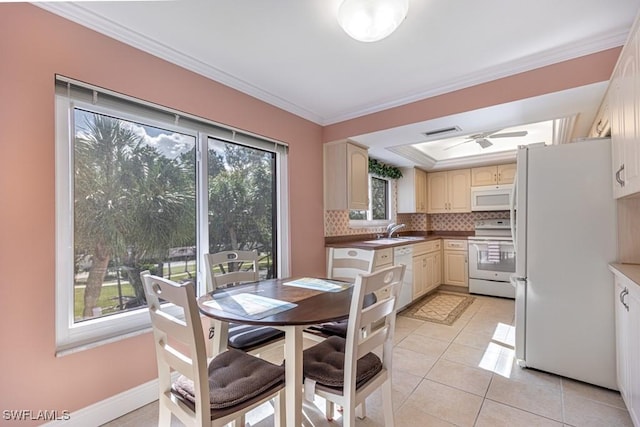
[468,238,516,281]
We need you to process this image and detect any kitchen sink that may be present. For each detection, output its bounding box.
[362,236,425,244]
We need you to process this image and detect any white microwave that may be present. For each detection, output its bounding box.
[471,185,513,211]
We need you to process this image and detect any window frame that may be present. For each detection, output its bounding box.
[54,78,290,355]
[349,174,395,228]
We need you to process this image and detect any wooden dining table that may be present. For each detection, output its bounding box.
[197,277,353,427]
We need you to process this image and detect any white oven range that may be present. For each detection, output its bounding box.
[468,219,515,298]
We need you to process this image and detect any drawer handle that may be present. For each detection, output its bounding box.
[615,164,625,187]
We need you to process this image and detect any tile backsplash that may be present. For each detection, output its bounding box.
[429,211,510,231]
[324,210,509,236]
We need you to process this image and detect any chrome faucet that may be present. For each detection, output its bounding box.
[387,223,406,238]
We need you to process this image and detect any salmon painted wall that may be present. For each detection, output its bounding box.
[323,47,621,142]
[0,4,324,423]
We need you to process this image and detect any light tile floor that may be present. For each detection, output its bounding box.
[102,295,633,426]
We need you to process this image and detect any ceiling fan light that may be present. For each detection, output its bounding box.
[338,0,409,42]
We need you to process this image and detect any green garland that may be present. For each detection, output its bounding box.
[369,158,403,179]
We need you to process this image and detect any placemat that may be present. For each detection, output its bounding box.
[203,293,297,319]
[283,277,351,292]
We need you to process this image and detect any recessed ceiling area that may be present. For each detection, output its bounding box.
[350,81,609,170]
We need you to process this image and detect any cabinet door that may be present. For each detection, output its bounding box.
[611,35,640,199]
[347,143,369,210]
[427,172,448,213]
[434,251,442,286]
[625,34,640,197]
[628,283,640,425]
[447,169,471,213]
[424,251,440,293]
[444,250,468,287]
[412,255,426,298]
[614,279,629,400]
[497,164,517,185]
[398,168,427,213]
[471,166,497,186]
[416,168,427,212]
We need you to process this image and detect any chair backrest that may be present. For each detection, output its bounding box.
[204,250,259,293]
[343,264,405,391]
[326,247,375,282]
[141,272,211,424]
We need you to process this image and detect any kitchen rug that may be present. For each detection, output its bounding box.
[400,291,475,326]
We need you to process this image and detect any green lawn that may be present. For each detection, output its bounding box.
[73,268,196,319]
[73,258,270,320]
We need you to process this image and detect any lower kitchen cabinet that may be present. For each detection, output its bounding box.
[412,240,442,299]
[612,266,640,426]
[373,248,393,299]
[443,239,468,287]
[372,247,393,271]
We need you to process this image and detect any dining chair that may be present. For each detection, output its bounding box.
[204,251,284,353]
[306,247,376,339]
[140,272,286,427]
[302,264,405,426]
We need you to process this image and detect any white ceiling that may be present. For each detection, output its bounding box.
[39,0,639,169]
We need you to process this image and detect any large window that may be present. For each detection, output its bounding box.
[55,77,288,353]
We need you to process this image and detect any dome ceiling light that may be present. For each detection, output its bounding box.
[337,0,409,43]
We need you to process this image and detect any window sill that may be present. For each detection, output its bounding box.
[349,219,392,229]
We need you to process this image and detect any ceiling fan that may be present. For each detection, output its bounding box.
[444,130,529,150]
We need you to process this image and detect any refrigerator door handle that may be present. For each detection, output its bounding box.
[510,175,517,251]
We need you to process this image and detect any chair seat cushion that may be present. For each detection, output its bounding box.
[228,323,284,350]
[303,336,382,389]
[311,293,377,338]
[315,320,348,337]
[172,348,285,409]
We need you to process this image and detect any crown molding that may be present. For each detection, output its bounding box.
[38,3,627,127]
[324,28,628,124]
[36,3,324,124]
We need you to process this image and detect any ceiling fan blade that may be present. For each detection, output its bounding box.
[488,131,528,138]
[443,139,473,151]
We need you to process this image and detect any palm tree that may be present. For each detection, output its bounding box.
[74,112,195,318]
[207,143,274,264]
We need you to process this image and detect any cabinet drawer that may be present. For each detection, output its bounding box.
[374,248,393,268]
[413,239,441,255]
[444,239,467,251]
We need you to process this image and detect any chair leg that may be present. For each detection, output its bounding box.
[157,403,171,426]
[325,400,335,421]
[356,401,366,419]
[273,390,286,427]
[342,403,356,427]
[381,379,395,427]
[230,415,246,427]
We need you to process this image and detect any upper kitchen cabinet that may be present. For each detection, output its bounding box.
[471,164,516,186]
[398,167,427,213]
[427,169,471,213]
[609,15,640,199]
[324,140,369,210]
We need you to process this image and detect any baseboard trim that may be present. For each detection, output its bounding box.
[42,375,173,427]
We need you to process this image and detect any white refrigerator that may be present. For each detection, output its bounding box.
[510,138,618,390]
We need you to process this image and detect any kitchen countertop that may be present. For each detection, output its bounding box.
[609,263,640,287]
[325,231,474,249]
